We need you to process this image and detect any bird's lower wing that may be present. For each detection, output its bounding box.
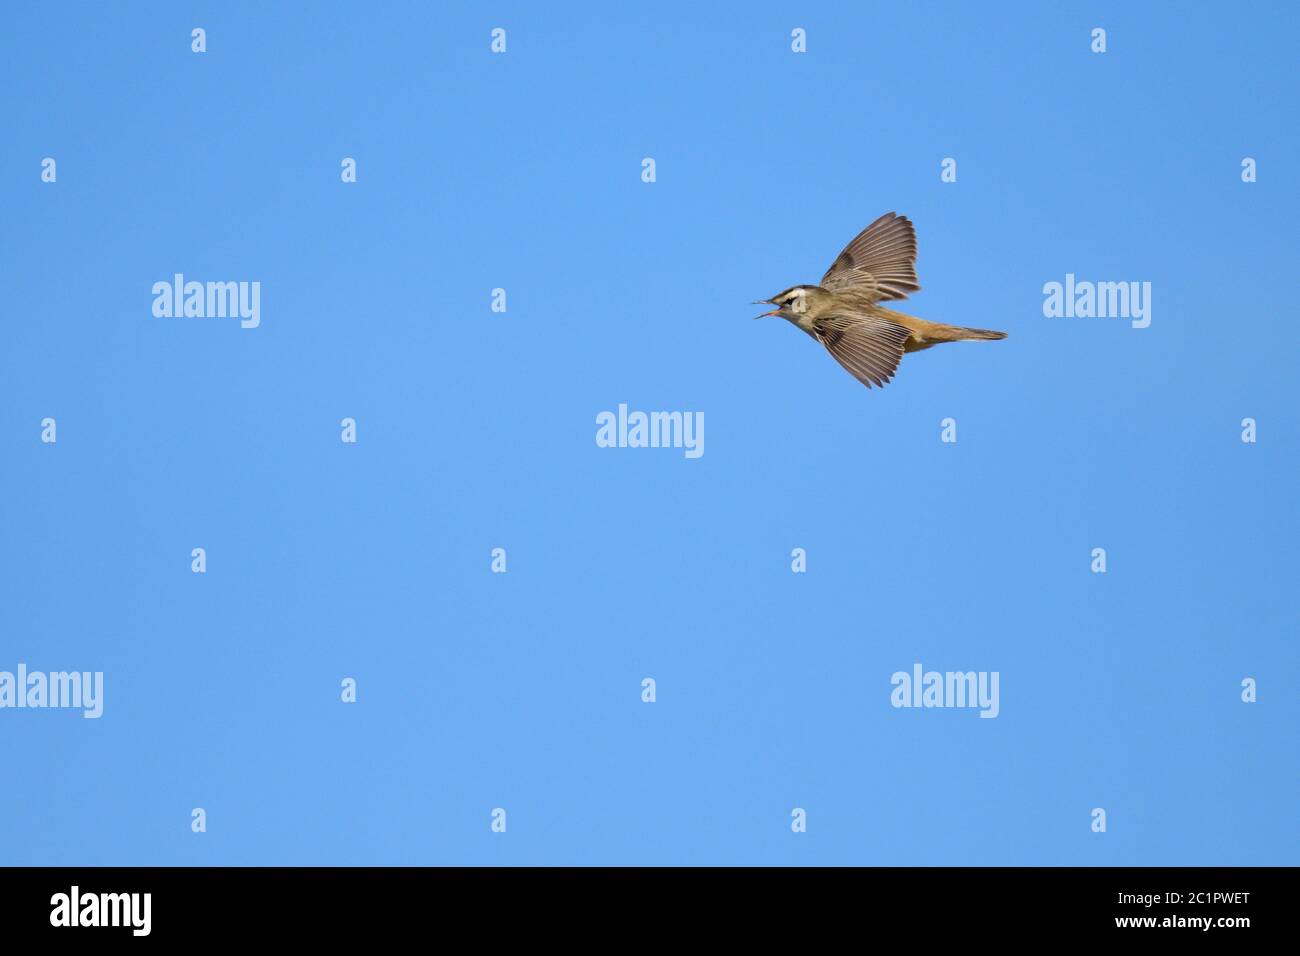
[814,312,913,389]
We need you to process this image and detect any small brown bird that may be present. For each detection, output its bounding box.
[755,212,1006,389]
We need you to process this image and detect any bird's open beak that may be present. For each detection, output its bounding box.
[751,299,779,320]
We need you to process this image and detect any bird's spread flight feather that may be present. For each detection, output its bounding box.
[820,211,921,303]
[813,312,913,389]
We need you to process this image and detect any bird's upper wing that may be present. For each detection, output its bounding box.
[813,311,913,389]
[820,212,921,302]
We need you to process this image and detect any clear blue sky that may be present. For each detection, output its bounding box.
[1,1,1296,866]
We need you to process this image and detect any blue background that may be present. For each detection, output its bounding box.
[2,2,1296,865]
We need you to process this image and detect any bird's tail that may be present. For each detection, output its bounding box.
[870,308,1008,351]
[946,325,1007,341]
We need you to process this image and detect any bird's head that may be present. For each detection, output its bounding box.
[752,285,821,320]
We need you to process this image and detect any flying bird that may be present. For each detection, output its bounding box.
[755,212,1006,389]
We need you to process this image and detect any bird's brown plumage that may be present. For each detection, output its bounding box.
[821,211,922,304]
[764,212,1007,389]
